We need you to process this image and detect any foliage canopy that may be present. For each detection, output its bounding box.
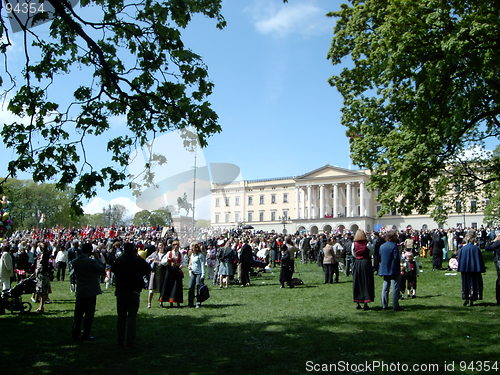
[327,0,499,222]
[0,0,225,213]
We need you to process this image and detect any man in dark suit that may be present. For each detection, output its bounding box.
[112,242,150,348]
[239,239,253,287]
[71,242,105,341]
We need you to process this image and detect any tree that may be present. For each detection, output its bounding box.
[102,204,128,226]
[133,210,151,226]
[149,208,172,226]
[132,208,171,226]
[2,178,82,229]
[327,0,499,221]
[0,0,225,213]
[483,145,500,226]
[177,192,192,216]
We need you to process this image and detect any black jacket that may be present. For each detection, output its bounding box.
[112,254,150,295]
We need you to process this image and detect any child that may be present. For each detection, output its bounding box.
[400,260,407,299]
[448,254,458,271]
[403,253,420,298]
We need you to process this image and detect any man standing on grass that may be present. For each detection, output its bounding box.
[112,242,150,348]
[485,233,500,306]
[379,231,402,311]
[71,242,105,341]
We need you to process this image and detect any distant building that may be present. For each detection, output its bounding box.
[210,165,485,233]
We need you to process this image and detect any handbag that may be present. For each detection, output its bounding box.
[197,283,210,303]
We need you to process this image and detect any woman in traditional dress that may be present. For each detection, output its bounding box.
[145,241,167,308]
[352,230,374,310]
[35,242,52,313]
[217,240,236,288]
[457,231,485,306]
[159,240,184,307]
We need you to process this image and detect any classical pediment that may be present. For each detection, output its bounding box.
[295,164,366,180]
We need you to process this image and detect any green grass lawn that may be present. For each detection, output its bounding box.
[1,253,499,375]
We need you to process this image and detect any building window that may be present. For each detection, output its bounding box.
[235,197,240,206]
[357,206,360,216]
[376,205,382,213]
[283,210,288,219]
[225,197,230,207]
[215,214,220,224]
[471,222,477,229]
[271,194,276,204]
[259,195,264,205]
[470,200,477,213]
[390,208,397,216]
[271,211,276,221]
[235,212,240,223]
[283,193,288,203]
[215,198,220,207]
[248,196,253,205]
[248,212,253,222]
[225,213,230,223]
[455,200,462,213]
[259,211,264,222]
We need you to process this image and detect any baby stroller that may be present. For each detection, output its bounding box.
[1,274,36,314]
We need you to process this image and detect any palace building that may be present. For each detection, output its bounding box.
[210,165,486,233]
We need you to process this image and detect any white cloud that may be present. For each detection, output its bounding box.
[455,145,493,162]
[245,1,330,37]
[83,196,141,217]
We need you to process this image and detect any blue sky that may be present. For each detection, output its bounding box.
[5,1,494,221]
[189,0,349,178]
[1,0,349,219]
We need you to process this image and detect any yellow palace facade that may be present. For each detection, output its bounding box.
[210,165,486,234]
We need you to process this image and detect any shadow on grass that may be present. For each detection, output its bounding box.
[2,305,499,375]
[413,294,442,299]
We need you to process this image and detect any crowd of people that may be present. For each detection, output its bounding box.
[0,223,499,344]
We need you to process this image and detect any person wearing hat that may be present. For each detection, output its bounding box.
[71,242,105,341]
[457,231,485,306]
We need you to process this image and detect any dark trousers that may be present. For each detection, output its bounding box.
[323,264,334,283]
[188,273,202,307]
[56,262,67,281]
[332,263,339,282]
[345,256,353,276]
[240,263,251,285]
[116,291,140,346]
[495,260,500,304]
[73,295,97,339]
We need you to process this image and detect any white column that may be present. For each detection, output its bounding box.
[307,185,312,219]
[346,182,351,218]
[360,181,365,217]
[295,187,300,219]
[333,184,338,218]
[319,185,325,219]
[301,188,306,219]
[352,183,357,217]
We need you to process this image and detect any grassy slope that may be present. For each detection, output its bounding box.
[1,253,498,375]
